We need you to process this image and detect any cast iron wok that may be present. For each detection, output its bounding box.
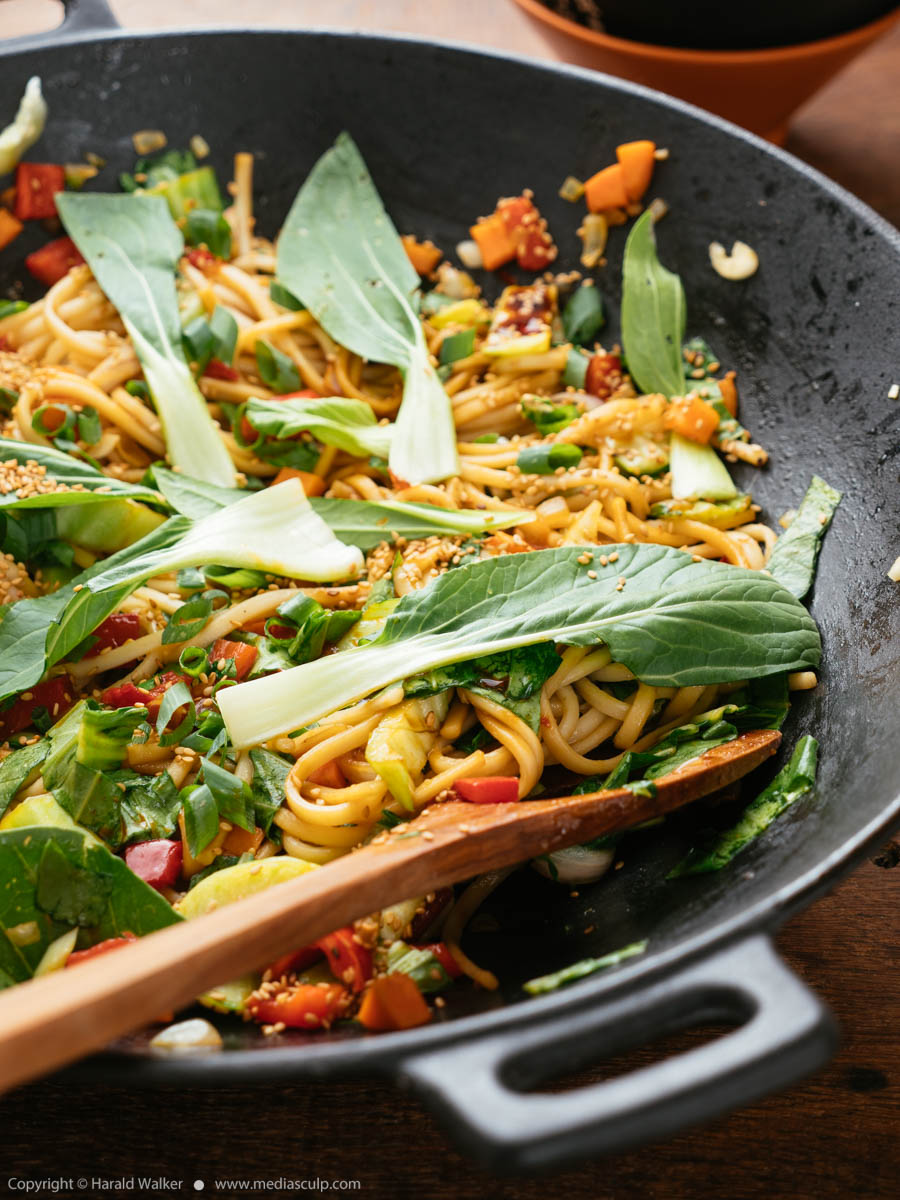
[2,0,899,1171]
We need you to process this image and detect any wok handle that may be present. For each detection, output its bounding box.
[2,0,119,48]
[398,934,836,1170]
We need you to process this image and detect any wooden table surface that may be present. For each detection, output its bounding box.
[2,3,899,1197]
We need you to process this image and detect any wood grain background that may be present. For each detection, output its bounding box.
[1,3,898,1197]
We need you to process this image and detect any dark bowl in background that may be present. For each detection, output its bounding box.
[550,0,899,50]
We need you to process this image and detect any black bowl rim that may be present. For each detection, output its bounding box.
[3,23,899,1084]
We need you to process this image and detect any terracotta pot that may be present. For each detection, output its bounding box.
[511,0,900,142]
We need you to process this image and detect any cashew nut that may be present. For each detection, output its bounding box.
[709,240,759,281]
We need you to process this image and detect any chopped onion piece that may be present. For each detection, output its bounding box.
[150,1018,224,1053]
[456,239,483,270]
[532,844,615,885]
[435,261,480,300]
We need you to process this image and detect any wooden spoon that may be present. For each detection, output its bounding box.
[0,729,779,1094]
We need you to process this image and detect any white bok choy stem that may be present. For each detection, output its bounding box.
[55,191,238,489]
[85,479,363,592]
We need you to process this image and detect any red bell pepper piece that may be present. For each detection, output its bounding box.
[0,676,73,738]
[14,163,65,221]
[123,840,183,891]
[185,247,218,271]
[585,352,623,401]
[66,933,138,968]
[203,358,239,381]
[25,237,85,287]
[101,681,149,709]
[415,942,463,979]
[266,945,324,981]
[86,612,143,657]
[307,758,347,789]
[316,926,374,994]
[209,638,258,682]
[247,982,351,1029]
[453,776,520,804]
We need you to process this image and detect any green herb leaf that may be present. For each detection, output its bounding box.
[766,476,841,599]
[254,340,301,394]
[181,784,220,857]
[248,747,290,836]
[219,544,821,747]
[184,208,232,259]
[277,132,458,486]
[55,192,238,487]
[621,210,686,397]
[0,739,49,821]
[563,284,605,347]
[119,769,182,844]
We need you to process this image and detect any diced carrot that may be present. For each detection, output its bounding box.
[272,467,326,496]
[615,140,656,203]
[664,394,720,444]
[584,164,630,213]
[209,638,258,681]
[221,824,264,856]
[0,208,23,251]
[357,974,431,1031]
[719,371,738,417]
[401,235,442,276]
[307,758,347,789]
[469,212,517,271]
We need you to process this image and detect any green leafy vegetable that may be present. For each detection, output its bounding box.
[0,438,163,510]
[523,940,648,995]
[621,210,686,397]
[218,543,821,747]
[243,395,393,460]
[55,192,238,488]
[563,284,605,347]
[75,702,145,772]
[84,478,363,593]
[766,476,841,599]
[181,785,219,857]
[264,593,360,665]
[248,747,291,836]
[269,281,304,311]
[183,307,237,376]
[404,643,560,733]
[669,433,737,501]
[304,497,531,550]
[277,132,458,486]
[184,208,232,259]
[254,340,301,394]
[0,518,187,704]
[119,770,182,844]
[670,736,818,876]
[0,739,49,821]
[149,466,246,520]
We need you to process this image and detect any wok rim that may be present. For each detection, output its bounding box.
[2,24,899,1082]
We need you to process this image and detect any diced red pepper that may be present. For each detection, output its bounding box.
[14,163,65,221]
[86,612,143,657]
[209,638,258,682]
[101,681,149,709]
[247,982,351,1029]
[203,358,239,381]
[453,776,520,804]
[415,942,463,978]
[123,840,183,891]
[266,945,324,981]
[66,933,138,968]
[316,927,374,994]
[0,676,73,738]
[25,237,85,287]
[585,351,624,401]
[497,194,558,272]
[497,194,537,237]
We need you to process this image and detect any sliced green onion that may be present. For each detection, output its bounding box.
[438,327,476,365]
[156,679,196,746]
[562,347,590,390]
[162,595,213,645]
[178,645,210,678]
[516,444,583,475]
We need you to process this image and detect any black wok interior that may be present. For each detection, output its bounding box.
[1,28,899,1072]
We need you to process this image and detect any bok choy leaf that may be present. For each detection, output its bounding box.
[243,395,393,460]
[218,543,821,747]
[766,476,841,599]
[85,478,363,592]
[55,192,238,489]
[0,438,163,509]
[621,210,686,398]
[277,133,458,487]
[307,497,534,550]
